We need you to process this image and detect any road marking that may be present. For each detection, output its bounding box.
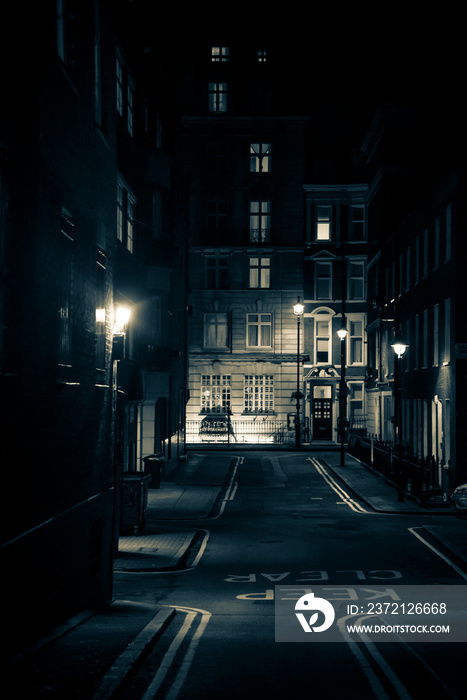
[141,606,211,700]
[308,457,370,514]
[338,613,413,699]
[408,527,467,582]
[211,456,241,519]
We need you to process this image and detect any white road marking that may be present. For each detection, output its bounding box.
[409,527,467,582]
[338,613,414,699]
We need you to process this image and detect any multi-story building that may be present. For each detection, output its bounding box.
[362,104,466,497]
[0,1,186,651]
[302,183,368,443]
[180,42,310,445]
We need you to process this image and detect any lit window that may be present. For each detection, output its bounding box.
[316,205,332,240]
[315,318,331,364]
[201,375,231,413]
[250,201,271,242]
[209,82,227,112]
[244,375,274,413]
[257,49,267,62]
[315,262,332,300]
[349,320,364,364]
[204,313,229,348]
[250,143,271,172]
[247,313,272,348]
[249,257,270,288]
[211,46,230,62]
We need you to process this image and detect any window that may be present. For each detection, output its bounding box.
[209,82,227,112]
[207,200,228,235]
[348,261,365,300]
[250,143,271,173]
[127,77,134,136]
[434,217,440,270]
[257,49,267,62]
[206,256,228,289]
[116,56,124,116]
[315,318,331,364]
[433,304,439,366]
[201,375,231,413]
[57,0,75,69]
[247,313,272,348]
[446,203,452,261]
[207,142,228,173]
[249,256,270,288]
[348,383,364,424]
[349,205,365,241]
[405,245,411,291]
[58,211,74,368]
[316,205,332,240]
[423,228,428,278]
[315,261,332,300]
[349,320,364,364]
[204,313,229,349]
[211,46,230,62]
[423,309,428,367]
[244,375,274,413]
[444,298,451,364]
[116,51,135,136]
[250,201,271,242]
[117,175,136,253]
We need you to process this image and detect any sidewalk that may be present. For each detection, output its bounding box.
[323,451,467,575]
[4,450,467,699]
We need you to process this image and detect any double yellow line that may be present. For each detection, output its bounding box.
[307,457,370,514]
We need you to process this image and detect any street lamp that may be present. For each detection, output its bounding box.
[293,297,305,448]
[391,338,408,501]
[337,318,348,466]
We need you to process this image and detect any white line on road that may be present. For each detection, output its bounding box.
[338,614,414,699]
[408,527,467,582]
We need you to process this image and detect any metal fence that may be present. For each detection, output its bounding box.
[186,418,287,445]
[347,432,455,503]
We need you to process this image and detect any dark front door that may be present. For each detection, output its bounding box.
[313,398,332,439]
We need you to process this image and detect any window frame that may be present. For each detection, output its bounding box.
[246,312,273,349]
[249,143,271,173]
[249,200,271,242]
[243,375,274,413]
[249,256,271,289]
[204,313,229,350]
[201,375,231,413]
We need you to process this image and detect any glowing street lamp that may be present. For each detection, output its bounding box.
[293,297,305,448]
[337,318,348,466]
[392,338,408,501]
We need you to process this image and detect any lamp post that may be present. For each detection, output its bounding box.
[111,304,131,553]
[293,297,305,448]
[391,339,408,501]
[337,318,348,466]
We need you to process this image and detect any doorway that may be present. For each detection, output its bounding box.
[312,385,332,440]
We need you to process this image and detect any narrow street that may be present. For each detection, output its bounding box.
[114,452,467,700]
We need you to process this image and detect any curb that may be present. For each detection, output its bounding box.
[91,607,176,699]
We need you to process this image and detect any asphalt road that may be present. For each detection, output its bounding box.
[114,452,467,700]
